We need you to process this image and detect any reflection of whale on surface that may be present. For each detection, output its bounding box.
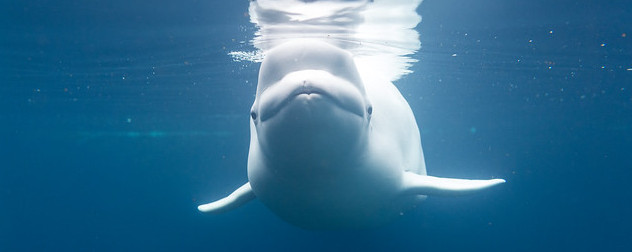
[235,0,424,82]
[198,40,505,229]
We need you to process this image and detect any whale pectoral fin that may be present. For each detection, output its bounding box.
[401,172,505,196]
[198,182,255,213]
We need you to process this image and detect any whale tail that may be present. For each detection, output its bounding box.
[198,182,255,213]
[400,172,505,196]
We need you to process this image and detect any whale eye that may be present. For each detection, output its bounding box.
[250,111,257,120]
[367,106,373,115]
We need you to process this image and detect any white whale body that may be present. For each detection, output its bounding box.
[198,40,505,229]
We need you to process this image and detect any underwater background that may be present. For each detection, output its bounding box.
[1,0,631,251]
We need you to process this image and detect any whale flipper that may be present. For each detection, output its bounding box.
[198,183,255,213]
[401,172,505,196]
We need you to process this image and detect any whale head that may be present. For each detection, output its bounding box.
[250,40,373,165]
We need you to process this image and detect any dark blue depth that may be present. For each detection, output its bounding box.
[1,0,631,251]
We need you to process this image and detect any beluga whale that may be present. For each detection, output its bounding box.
[198,39,505,229]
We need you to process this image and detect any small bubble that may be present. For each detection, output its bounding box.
[600,43,606,47]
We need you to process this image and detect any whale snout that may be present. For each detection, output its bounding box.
[297,80,318,95]
[256,70,370,123]
[292,80,327,99]
[251,69,372,163]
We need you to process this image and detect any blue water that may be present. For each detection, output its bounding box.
[1,0,631,251]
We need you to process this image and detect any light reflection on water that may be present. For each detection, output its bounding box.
[233,0,423,82]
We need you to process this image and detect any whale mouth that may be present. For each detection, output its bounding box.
[292,82,331,100]
[257,70,367,122]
